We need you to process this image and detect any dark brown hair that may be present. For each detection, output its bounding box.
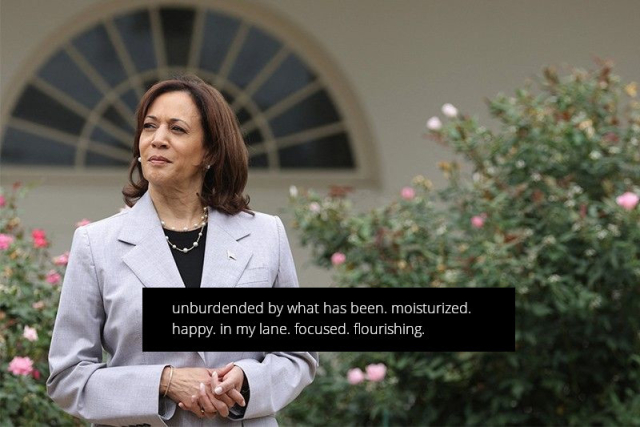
[122,75,252,215]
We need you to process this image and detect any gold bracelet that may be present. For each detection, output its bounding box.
[162,365,174,398]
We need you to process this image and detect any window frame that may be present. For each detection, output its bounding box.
[0,0,379,189]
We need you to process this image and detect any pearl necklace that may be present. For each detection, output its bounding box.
[161,207,208,254]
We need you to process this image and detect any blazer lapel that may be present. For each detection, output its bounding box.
[200,209,252,288]
[119,193,184,288]
[199,210,252,363]
[118,196,252,364]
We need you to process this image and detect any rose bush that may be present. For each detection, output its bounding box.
[281,63,640,425]
[0,184,84,425]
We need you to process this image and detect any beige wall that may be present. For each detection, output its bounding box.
[2,0,640,286]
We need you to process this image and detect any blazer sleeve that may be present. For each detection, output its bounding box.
[232,216,319,420]
[47,226,174,427]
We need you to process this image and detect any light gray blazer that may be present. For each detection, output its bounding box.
[47,192,318,427]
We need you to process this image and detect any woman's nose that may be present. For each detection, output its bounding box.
[151,139,168,148]
[151,126,169,148]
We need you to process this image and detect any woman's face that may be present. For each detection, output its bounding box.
[139,91,207,193]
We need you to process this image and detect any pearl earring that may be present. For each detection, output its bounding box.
[206,165,211,170]
[137,157,141,162]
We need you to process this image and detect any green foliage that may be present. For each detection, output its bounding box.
[282,63,640,426]
[0,185,84,426]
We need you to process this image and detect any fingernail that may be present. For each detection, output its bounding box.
[200,382,206,395]
[212,371,217,378]
[215,386,223,395]
[191,395,196,402]
[241,399,246,407]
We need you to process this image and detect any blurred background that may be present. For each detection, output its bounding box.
[3,1,640,425]
[2,0,639,288]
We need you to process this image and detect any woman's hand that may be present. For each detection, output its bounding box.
[161,364,233,418]
[193,365,246,418]
[213,366,246,406]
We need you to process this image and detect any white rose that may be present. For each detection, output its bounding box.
[426,116,442,131]
[442,103,458,118]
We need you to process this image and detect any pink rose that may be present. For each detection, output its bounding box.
[309,202,321,213]
[53,251,70,266]
[23,326,38,342]
[33,237,48,248]
[8,356,34,376]
[76,218,92,228]
[32,301,45,310]
[366,363,387,382]
[32,369,41,380]
[471,213,487,229]
[31,229,46,240]
[426,116,442,131]
[46,270,61,285]
[0,195,5,207]
[616,192,639,211]
[0,234,14,250]
[32,229,48,248]
[401,187,416,201]
[34,237,48,248]
[331,252,346,266]
[347,368,365,385]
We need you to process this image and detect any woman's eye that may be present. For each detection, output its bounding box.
[143,123,154,129]
[173,127,185,133]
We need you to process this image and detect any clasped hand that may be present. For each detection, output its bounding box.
[163,363,246,419]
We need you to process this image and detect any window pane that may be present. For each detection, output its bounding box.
[37,51,103,109]
[249,153,268,168]
[121,88,140,112]
[228,27,281,89]
[114,9,157,72]
[279,133,354,169]
[269,89,340,138]
[160,7,195,67]
[236,107,252,126]
[244,128,263,146]
[12,84,85,135]
[199,12,240,73]
[72,24,128,87]
[102,105,135,134]
[1,127,75,166]
[143,76,160,91]
[253,54,316,110]
[220,89,235,104]
[90,125,131,150]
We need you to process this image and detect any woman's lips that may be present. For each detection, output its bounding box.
[148,156,171,165]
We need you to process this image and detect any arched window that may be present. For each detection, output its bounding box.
[1,1,378,186]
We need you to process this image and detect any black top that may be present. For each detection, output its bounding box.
[163,225,207,288]
[163,224,250,414]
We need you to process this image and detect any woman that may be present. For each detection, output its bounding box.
[47,75,318,426]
